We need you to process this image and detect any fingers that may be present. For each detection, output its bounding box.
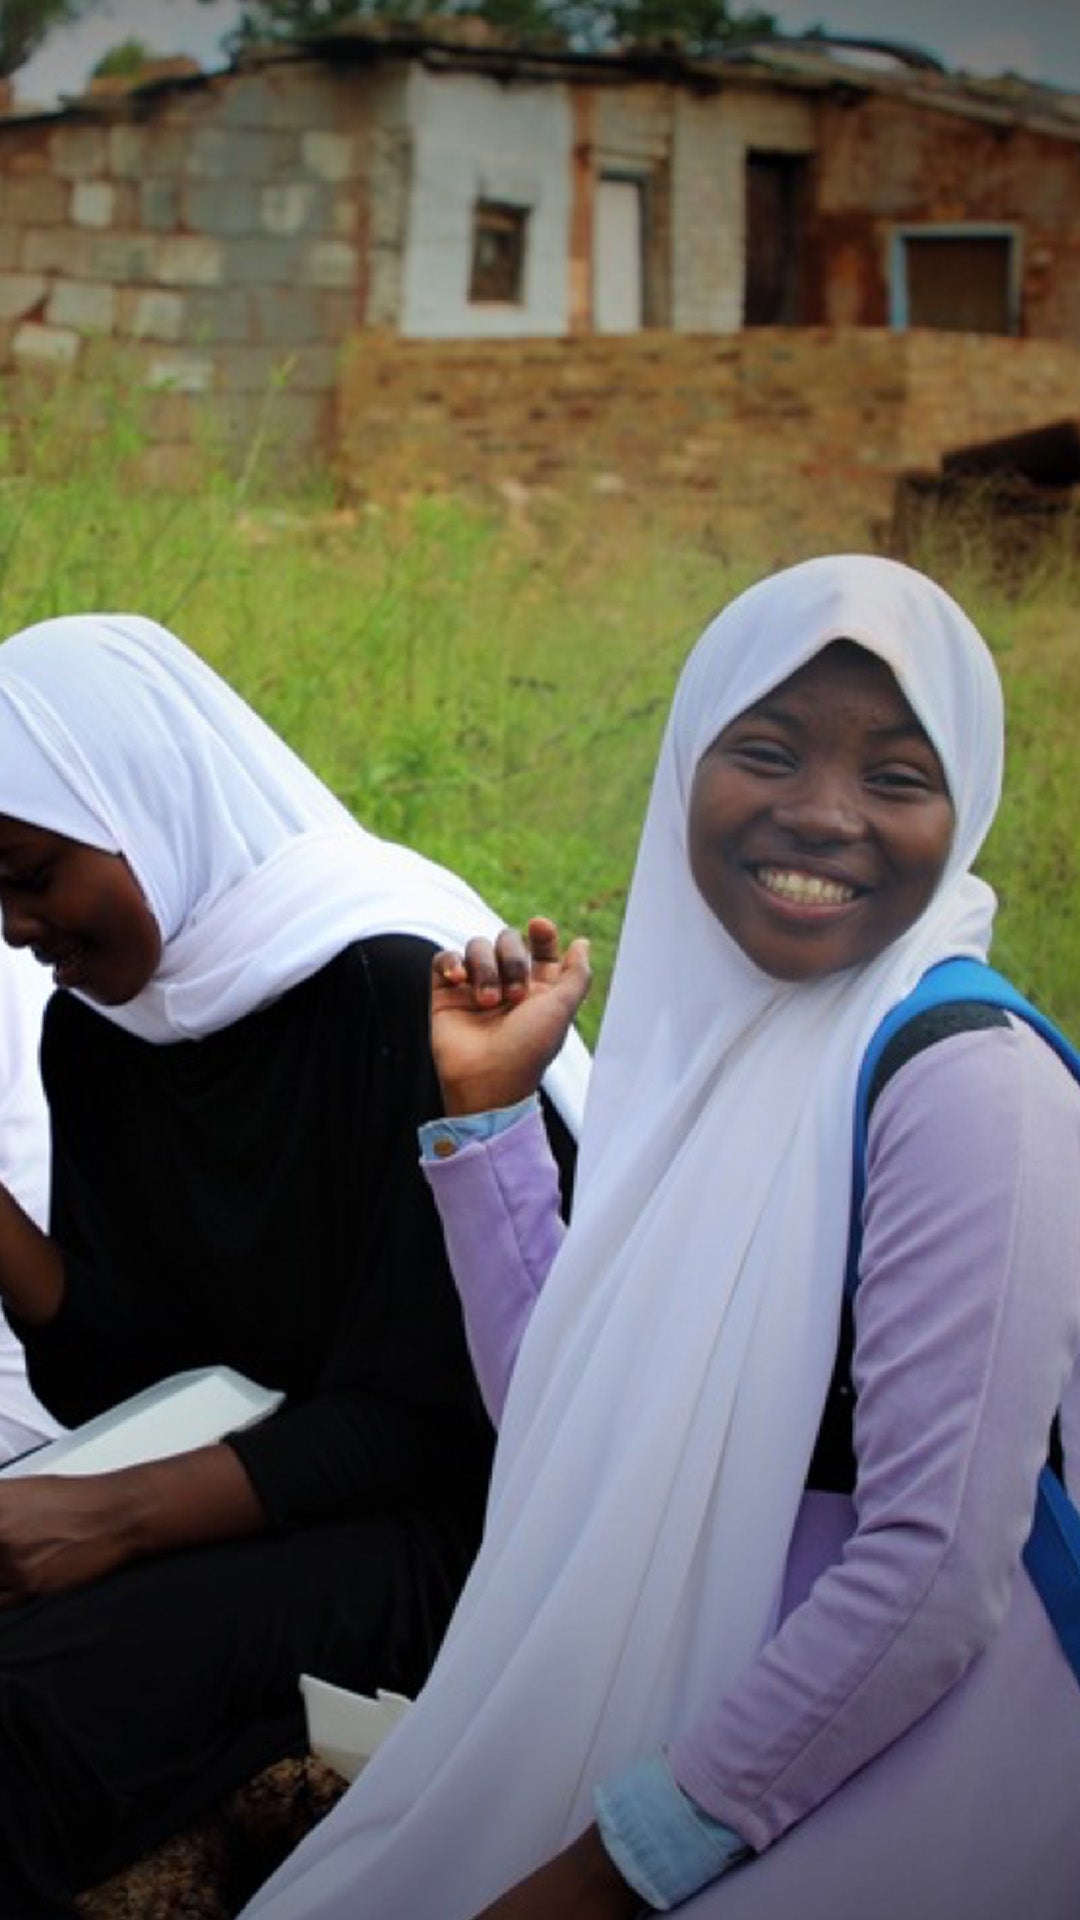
[525,916,561,965]
[432,949,467,990]
[559,936,592,1012]
[432,922,589,1011]
[431,935,515,1006]
[492,928,531,1001]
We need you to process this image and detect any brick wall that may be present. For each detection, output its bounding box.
[0,63,367,477]
[811,93,1080,336]
[0,53,1076,513]
[337,327,1080,547]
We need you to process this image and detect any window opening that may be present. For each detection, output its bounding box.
[893,229,1017,335]
[469,199,530,304]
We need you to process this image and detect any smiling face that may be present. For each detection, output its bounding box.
[686,641,955,982]
[0,816,162,1005]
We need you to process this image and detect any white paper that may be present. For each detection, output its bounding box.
[0,1365,282,1478]
[300,1673,412,1782]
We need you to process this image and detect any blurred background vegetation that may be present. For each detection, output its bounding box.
[0,359,1075,1045]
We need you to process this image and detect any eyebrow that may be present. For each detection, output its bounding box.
[740,701,930,744]
[866,721,934,743]
[0,843,47,874]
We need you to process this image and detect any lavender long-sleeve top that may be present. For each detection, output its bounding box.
[422,1020,1080,1859]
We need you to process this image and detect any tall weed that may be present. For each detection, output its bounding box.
[0,374,1075,1044]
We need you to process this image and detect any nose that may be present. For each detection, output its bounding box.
[0,896,41,949]
[772,770,864,844]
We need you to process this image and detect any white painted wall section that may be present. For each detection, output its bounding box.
[401,67,572,338]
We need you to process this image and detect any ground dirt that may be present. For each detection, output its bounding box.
[76,1756,347,1920]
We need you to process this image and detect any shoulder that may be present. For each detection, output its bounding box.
[42,984,113,1063]
[306,935,438,984]
[867,1011,1080,1193]
[279,936,440,1076]
[347,932,440,994]
[312,933,438,1030]
[42,935,441,1059]
[867,1000,1011,1116]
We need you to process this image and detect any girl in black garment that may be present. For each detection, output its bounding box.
[0,612,586,1915]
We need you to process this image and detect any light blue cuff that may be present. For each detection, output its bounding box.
[595,1753,750,1910]
[418,1095,539,1162]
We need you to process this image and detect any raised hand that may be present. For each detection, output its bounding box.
[431,917,591,1118]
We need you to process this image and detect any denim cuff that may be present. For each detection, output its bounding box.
[418,1095,539,1162]
[594,1752,750,1910]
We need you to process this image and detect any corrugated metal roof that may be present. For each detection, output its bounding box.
[7,21,1080,144]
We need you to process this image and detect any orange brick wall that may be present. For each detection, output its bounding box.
[336,326,1080,546]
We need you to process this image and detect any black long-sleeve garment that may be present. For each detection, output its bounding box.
[0,935,574,1911]
[30,935,497,1528]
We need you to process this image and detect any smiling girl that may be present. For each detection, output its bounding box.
[245,554,1080,1920]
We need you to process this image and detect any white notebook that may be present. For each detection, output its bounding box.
[300,1673,412,1782]
[0,1365,283,1478]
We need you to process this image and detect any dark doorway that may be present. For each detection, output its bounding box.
[744,151,808,325]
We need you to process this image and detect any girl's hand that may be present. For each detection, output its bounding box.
[0,1474,131,1605]
[431,917,591,1118]
[0,1444,265,1607]
[470,1824,643,1920]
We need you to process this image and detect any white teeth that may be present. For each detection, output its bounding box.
[757,867,856,905]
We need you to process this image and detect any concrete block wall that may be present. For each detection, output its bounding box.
[0,62,367,471]
[366,67,411,331]
[668,83,814,333]
[670,94,733,331]
[337,327,1080,549]
[0,50,1076,496]
[594,81,671,171]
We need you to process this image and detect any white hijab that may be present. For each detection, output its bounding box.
[0,614,589,1128]
[243,555,1003,1920]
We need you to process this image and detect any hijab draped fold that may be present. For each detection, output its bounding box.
[0,613,589,1129]
[242,555,1004,1920]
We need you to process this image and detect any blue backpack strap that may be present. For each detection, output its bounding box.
[1027,1467,1080,1681]
[848,957,1080,1688]
[847,958,1080,1298]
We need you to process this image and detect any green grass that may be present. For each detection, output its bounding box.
[0,368,1076,1044]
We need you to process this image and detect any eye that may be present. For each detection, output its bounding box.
[724,738,797,773]
[1,864,51,894]
[866,763,939,794]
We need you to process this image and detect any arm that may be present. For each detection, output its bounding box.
[666,1021,1080,1850]
[423,1101,568,1423]
[419,919,589,1421]
[474,1022,1080,1918]
[225,936,505,1534]
[0,1440,265,1606]
[0,950,64,1455]
[469,1826,642,1920]
[429,929,649,1919]
[0,1185,65,1328]
[1,938,499,1593]
[14,991,214,1421]
[0,968,268,1594]
[0,955,65,1329]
